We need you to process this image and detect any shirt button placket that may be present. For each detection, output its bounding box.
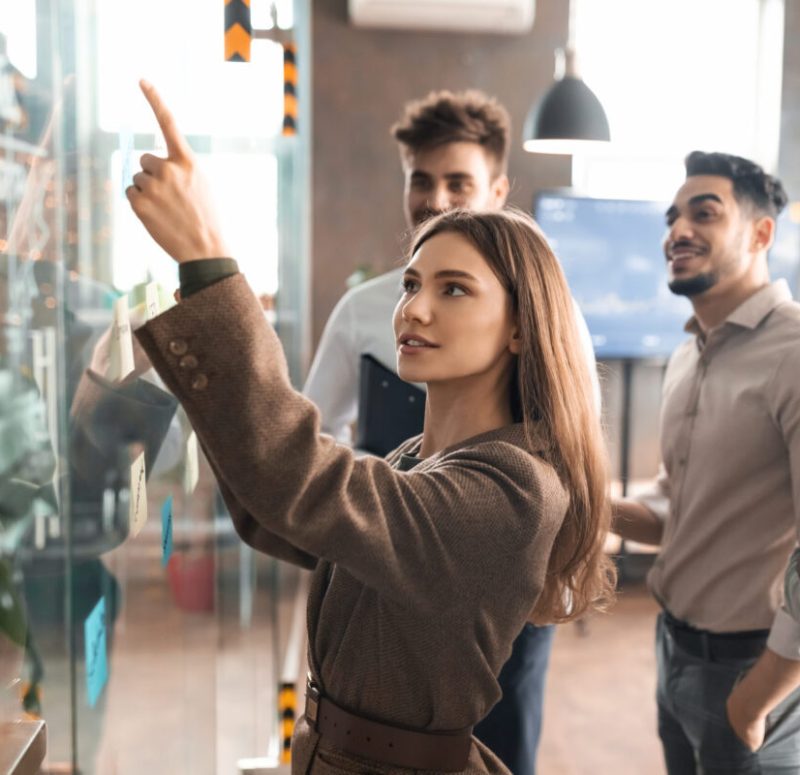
[673,358,706,520]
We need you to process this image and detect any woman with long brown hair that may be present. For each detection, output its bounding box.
[411,207,614,627]
[126,81,614,774]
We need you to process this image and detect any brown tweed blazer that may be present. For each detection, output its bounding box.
[135,274,569,775]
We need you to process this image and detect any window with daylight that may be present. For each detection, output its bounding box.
[94,0,294,294]
[570,0,784,200]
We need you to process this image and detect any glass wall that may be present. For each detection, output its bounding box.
[0,0,310,771]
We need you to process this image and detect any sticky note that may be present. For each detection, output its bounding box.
[33,514,46,550]
[183,431,199,494]
[84,597,108,708]
[145,281,160,321]
[120,129,133,198]
[108,295,135,382]
[161,496,173,567]
[129,451,148,537]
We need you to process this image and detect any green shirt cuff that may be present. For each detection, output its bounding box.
[179,258,239,298]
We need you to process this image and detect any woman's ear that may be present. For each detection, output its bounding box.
[509,326,521,355]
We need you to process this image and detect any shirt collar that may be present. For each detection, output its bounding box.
[683,279,792,338]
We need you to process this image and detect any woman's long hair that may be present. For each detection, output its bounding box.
[410,208,616,623]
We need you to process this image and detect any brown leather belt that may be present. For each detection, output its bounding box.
[305,678,472,771]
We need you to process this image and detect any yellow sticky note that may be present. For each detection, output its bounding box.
[145,281,160,321]
[108,295,135,381]
[183,431,199,495]
[129,451,148,537]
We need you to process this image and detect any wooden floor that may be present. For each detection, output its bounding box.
[538,582,666,775]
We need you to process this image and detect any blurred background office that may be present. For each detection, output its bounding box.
[0,0,797,773]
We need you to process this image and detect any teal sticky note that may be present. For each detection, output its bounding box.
[84,597,108,708]
[161,496,174,567]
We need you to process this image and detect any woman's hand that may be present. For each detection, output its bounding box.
[126,80,229,263]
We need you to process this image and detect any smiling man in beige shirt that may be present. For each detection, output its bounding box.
[614,151,800,774]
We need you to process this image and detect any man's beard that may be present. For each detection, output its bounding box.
[668,271,718,297]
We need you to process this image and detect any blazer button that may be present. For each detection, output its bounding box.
[179,354,199,370]
[191,373,209,391]
[169,339,189,356]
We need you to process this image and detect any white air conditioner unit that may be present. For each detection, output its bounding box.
[348,0,535,34]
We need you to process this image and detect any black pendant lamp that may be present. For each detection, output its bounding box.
[523,11,611,155]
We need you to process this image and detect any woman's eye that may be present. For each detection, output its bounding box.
[402,279,419,293]
[444,284,467,297]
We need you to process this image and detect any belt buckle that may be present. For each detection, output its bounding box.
[305,676,321,729]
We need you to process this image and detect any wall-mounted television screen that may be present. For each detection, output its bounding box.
[533,192,800,359]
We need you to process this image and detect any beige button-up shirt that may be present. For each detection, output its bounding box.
[637,280,800,659]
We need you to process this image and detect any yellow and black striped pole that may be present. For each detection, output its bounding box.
[278,680,296,764]
[283,42,298,135]
[225,0,252,62]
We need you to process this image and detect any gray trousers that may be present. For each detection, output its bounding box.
[656,614,800,774]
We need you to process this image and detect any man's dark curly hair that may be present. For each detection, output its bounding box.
[391,90,511,178]
[685,151,788,218]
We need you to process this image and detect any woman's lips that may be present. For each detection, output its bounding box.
[398,336,440,355]
[399,343,437,355]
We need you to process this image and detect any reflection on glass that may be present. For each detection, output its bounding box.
[1,0,307,771]
[0,12,59,724]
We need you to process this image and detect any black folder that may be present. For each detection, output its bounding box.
[355,354,425,457]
